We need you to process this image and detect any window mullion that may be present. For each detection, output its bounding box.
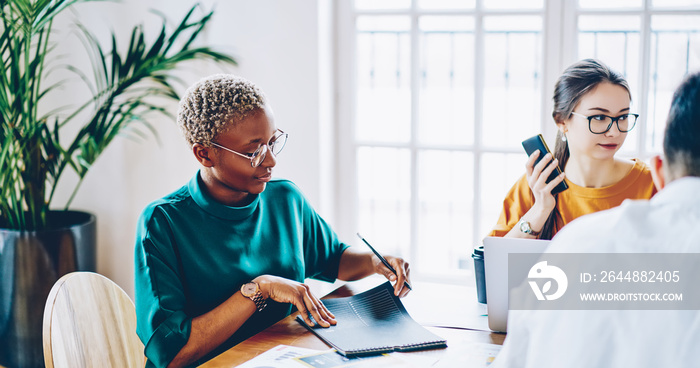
[336,2,358,242]
[542,0,567,141]
[561,0,580,71]
[472,0,485,248]
[638,0,653,157]
[409,3,420,271]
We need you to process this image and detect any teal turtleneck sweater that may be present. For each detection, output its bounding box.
[134,172,348,367]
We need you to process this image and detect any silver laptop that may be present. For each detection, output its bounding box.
[483,236,550,332]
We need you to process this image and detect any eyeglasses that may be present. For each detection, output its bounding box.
[570,112,639,134]
[210,129,288,168]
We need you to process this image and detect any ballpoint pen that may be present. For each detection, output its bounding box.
[356,232,412,291]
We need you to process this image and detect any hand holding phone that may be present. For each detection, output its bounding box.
[521,134,568,195]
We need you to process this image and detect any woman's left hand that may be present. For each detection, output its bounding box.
[372,255,411,298]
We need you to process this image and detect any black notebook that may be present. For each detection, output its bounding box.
[296,281,447,357]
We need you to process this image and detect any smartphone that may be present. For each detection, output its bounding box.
[521,134,568,195]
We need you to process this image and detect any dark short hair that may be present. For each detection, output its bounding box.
[664,72,700,177]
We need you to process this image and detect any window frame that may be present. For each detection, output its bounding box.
[334,0,700,282]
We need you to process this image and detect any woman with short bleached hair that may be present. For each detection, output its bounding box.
[134,74,411,368]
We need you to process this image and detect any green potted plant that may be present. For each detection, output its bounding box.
[0,1,236,366]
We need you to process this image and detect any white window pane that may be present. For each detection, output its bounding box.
[578,15,641,153]
[652,14,700,31]
[482,16,543,149]
[483,16,541,32]
[483,0,543,9]
[357,16,410,32]
[354,0,410,10]
[646,16,700,152]
[420,15,474,32]
[652,0,700,8]
[418,0,476,9]
[356,16,411,143]
[479,153,528,240]
[418,16,475,146]
[357,147,411,258]
[416,151,473,273]
[578,0,642,8]
[578,16,640,92]
[577,15,641,82]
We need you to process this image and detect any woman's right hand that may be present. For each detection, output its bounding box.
[525,151,566,215]
[254,275,336,328]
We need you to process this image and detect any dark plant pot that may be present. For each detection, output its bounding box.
[0,210,96,368]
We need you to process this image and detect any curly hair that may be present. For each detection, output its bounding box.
[177,74,267,147]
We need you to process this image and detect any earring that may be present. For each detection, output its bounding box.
[561,133,567,142]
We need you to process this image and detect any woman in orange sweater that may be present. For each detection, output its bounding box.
[489,59,656,240]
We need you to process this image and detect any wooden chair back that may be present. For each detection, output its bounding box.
[43,272,144,368]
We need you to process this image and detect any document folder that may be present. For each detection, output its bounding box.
[296,281,447,357]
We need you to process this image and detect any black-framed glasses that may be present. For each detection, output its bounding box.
[210,129,288,168]
[571,112,639,134]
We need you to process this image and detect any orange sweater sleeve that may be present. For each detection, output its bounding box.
[487,159,656,239]
[488,174,535,237]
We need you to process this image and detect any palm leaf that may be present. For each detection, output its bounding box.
[1,1,237,230]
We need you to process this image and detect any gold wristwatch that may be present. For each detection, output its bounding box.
[517,218,541,237]
[241,281,267,312]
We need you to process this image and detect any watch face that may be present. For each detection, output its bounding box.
[241,282,257,297]
[520,221,530,233]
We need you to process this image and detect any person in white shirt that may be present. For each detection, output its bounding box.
[492,71,700,368]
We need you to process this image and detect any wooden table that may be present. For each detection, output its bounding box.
[200,278,505,367]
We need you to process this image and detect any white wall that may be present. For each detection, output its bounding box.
[56,0,333,297]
